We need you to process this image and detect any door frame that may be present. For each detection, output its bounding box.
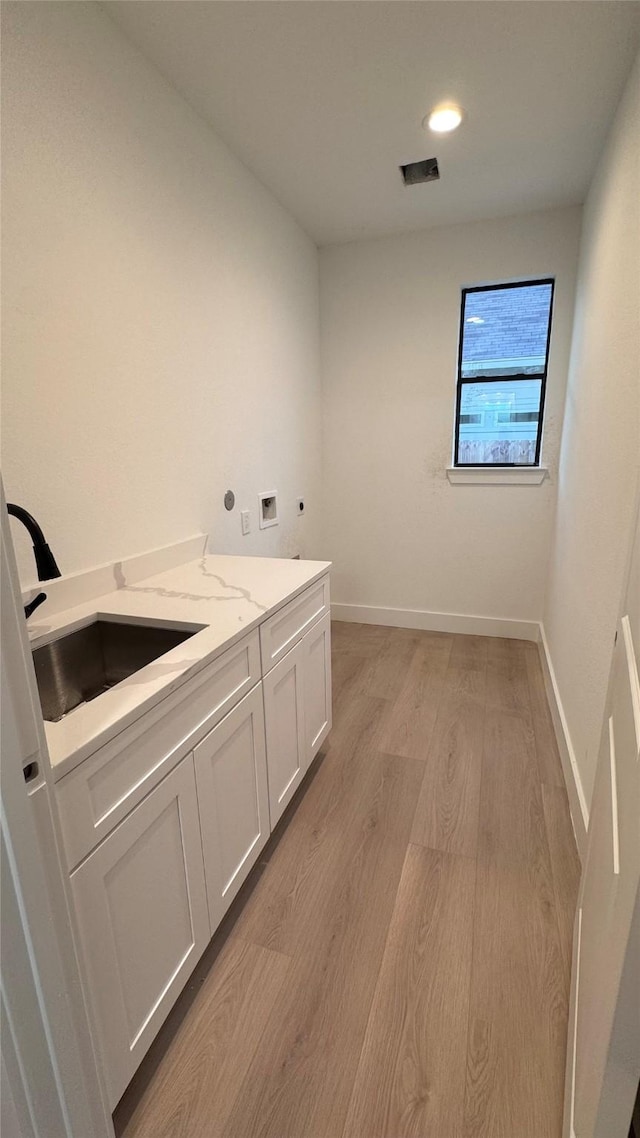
[563,480,640,1138]
[1,484,113,1138]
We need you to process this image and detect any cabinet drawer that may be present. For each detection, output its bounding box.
[56,631,261,870]
[260,576,330,673]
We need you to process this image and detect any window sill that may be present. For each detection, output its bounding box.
[446,465,549,485]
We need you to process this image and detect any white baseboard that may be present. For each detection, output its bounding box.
[331,602,540,642]
[538,624,589,859]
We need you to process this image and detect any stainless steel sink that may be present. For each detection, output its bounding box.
[32,619,203,723]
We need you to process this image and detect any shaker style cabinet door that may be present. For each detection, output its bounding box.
[70,756,209,1110]
[194,684,270,932]
[262,636,307,828]
[302,612,332,768]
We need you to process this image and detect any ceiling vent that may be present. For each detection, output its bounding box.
[400,157,440,186]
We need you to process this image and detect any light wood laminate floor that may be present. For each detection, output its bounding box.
[114,624,580,1138]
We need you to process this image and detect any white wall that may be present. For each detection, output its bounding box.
[1,2,321,588]
[543,56,640,812]
[320,207,581,626]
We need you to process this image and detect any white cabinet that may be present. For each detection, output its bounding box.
[263,611,332,829]
[194,684,270,930]
[61,574,332,1110]
[69,757,209,1109]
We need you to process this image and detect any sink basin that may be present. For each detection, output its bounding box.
[32,618,203,723]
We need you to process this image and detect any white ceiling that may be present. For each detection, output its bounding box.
[104,1,640,246]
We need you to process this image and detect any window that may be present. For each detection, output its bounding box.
[454,278,554,466]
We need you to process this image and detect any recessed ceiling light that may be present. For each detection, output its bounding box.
[424,104,464,134]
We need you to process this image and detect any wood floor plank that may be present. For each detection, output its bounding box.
[485,638,532,719]
[221,752,425,1138]
[445,662,487,703]
[324,683,388,759]
[449,634,490,670]
[542,783,581,981]
[330,619,389,658]
[356,628,426,702]
[330,649,368,706]
[464,857,568,1138]
[377,638,453,759]
[342,844,476,1138]
[234,696,389,956]
[411,692,484,859]
[526,649,566,787]
[116,939,289,1138]
[478,708,543,865]
[465,708,568,1138]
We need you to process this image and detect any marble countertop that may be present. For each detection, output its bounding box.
[29,554,330,779]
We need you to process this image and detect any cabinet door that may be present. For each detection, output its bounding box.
[194,684,269,931]
[262,637,306,828]
[303,612,332,768]
[70,757,209,1109]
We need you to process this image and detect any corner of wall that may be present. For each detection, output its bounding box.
[539,53,639,831]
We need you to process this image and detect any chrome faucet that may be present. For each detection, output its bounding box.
[7,503,61,618]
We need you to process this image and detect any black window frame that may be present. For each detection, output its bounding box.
[453,277,555,468]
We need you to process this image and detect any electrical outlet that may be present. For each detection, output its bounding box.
[241,510,250,535]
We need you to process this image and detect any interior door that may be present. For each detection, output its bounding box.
[1,487,113,1138]
[565,492,640,1138]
